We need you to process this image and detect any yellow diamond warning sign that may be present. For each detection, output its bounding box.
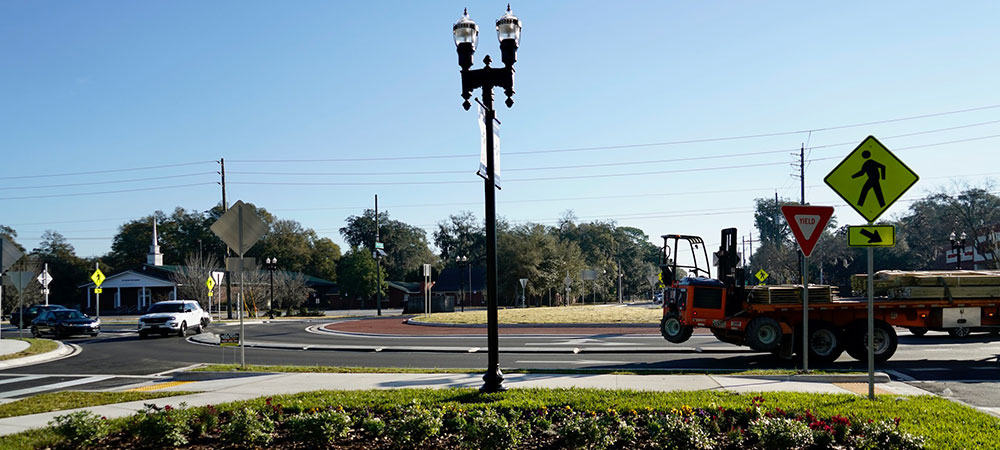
[824,136,918,223]
[91,268,106,288]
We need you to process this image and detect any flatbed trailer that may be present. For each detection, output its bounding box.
[657,228,1000,363]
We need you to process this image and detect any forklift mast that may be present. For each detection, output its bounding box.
[716,228,747,313]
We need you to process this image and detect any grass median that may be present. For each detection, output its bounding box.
[0,338,58,362]
[418,304,662,325]
[0,391,194,419]
[0,388,994,449]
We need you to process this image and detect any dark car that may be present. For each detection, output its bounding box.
[31,309,100,338]
[9,304,69,328]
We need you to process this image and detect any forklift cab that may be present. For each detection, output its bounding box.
[660,229,745,325]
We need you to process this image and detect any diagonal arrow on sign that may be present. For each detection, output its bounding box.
[859,228,882,243]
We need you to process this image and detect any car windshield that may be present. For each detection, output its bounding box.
[147,303,185,314]
[52,311,85,320]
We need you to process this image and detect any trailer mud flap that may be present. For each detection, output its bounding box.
[778,334,794,359]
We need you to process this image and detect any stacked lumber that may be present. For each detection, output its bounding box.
[851,270,1000,299]
[748,285,835,304]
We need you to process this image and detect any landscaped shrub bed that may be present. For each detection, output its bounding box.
[45,394,930,449]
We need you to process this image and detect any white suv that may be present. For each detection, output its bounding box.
[138,300,211,338]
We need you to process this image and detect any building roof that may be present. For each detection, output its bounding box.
[79,264,337,289]
[432,266,485,293]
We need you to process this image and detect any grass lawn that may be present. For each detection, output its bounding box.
[0,338,58,362]
[419,304,662,325]
[0,388,994,449]
[0,391,194,419]
[193,364,862,377]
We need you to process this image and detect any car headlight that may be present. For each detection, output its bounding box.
[167,316,177,321]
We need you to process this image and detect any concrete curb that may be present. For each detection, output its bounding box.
[726,373,892,384]
[404,318,657,329]
[0,341,78,370]
[187,332,752,355]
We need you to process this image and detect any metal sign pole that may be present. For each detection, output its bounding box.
[867,244,875,399]
[43,264,49,306]
[238,204,246,368]
[17,288,23,340]
[802,255,809,372]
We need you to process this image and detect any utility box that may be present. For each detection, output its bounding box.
[941,307,981,328]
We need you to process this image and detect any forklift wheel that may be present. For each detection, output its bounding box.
[660,313,693,344]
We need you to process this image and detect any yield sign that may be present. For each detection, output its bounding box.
[781,205,834,257]
[1,237,24,273]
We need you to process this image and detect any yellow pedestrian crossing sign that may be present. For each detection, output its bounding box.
[824,136,918,223]
[755,269,769,283]
[91,268,106,288]
[205,276,215,291]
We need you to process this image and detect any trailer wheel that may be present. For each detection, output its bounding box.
[845,320,898,363]
[801,321,844,363]
[947,327,971,338]
[907,327,928,337]
[660,313,693,344]
[745,317,782,352]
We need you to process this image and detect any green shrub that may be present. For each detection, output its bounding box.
[557,413,614,450]
[188,404,219,438]
[221,407,274,446]
[356,413,386,437]
[387,403,442,447]
[442,407,467,433]
[130,403,190,448]
[849,420,926,450]
[463,408,524,450]
[284,409,352,445]
[50,410,109,448]
[749,416,814,450]
[649,414,716,450]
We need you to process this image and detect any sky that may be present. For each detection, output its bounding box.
[2,1,1000,264]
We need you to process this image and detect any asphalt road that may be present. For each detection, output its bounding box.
[1,319,999,410]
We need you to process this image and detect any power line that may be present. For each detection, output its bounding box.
[0,172,217,191]
[0,182,216,201]
[0,161,216,181]
[226,103,1000,163]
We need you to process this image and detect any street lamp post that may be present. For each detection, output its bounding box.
[950,232,968,270]
[456,256,469,312]
[454,5,520,393]
[265,257,277,319]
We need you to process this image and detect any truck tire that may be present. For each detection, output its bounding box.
[745,317,782,352]
[845,320,898,363]
[660,313,693,344]
[801,321,844,363]
[947,327,971,338]
[908,327,928,337]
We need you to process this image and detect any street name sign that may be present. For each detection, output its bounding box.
[824,136,919,223]
[848,225,895,247]
[781,205,835,257]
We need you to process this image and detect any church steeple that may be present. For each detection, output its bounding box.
[147,218,163,266]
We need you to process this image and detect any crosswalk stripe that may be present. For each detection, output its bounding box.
[0,376,42,386]
[0,376,113,399]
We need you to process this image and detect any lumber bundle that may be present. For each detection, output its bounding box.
[851,270,1000,299]
[748,285,835,304]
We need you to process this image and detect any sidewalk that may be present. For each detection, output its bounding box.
[0,370,927,436]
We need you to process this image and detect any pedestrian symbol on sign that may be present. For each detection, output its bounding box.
[851,150,886,208]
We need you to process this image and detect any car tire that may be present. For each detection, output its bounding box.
[177,322,187,337]
[948,327,971,338]
[31,326,41,338]
[90,332,98,337]
[194,324,203,335]
[138,331,148,339]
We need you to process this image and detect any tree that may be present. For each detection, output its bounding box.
[754,197,792,246]
[434,211,485,266]
[32,230,91,309]
[335,247,386,303]
[341,210,435,281]
[497,223,587,306]
[169,253,221,311]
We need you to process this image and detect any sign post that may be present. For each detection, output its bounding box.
[211,200,268,368]
[211,271,225,320]
[91,265,106,319]
[423,264,432,316]
[563,275,572,305]
[519,278,527,308]
[825,135,918,399]
[8,271,34,339]
[781,205,834,373]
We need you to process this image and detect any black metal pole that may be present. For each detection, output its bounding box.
[481,86,504,393]
[221,158,233,320]
[269,264,274,318]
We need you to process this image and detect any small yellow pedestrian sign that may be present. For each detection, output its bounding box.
[91,268,106,288]
[824,136,918,223]
[848,225,895,247]
[755,269,769,283]
[205,276,216,291]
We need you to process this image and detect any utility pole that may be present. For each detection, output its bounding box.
[220,158,233,320]
[375,194,382,317]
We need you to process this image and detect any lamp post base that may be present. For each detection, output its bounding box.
[480,366,506,393]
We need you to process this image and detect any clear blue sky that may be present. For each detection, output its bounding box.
[2,2,999,261]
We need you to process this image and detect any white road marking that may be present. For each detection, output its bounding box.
[908,368,948,372]
[0,376,113,398]
[467,347,480,353]
[0,376,42,386]
[515,360,625,365]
